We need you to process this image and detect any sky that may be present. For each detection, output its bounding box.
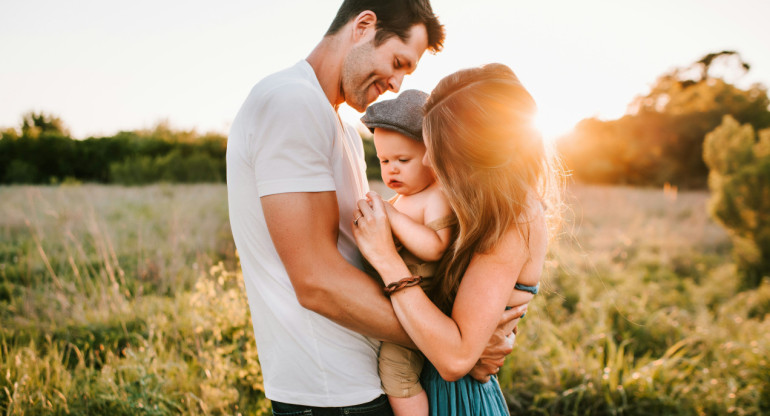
[2,0,769,141]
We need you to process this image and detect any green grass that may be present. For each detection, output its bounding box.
[1,183,768,415]
[499,185,769,415]
[0,184,264,415]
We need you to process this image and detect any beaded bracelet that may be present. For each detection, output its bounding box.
[383,276,423,296]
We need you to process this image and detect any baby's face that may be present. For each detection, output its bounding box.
[373,128,435,196]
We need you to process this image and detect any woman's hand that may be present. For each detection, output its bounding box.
[352,192,402,275]
[468,303,527,383]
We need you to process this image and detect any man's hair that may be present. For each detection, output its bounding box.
[325,0,444,52]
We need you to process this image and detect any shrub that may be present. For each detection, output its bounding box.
[3,159,39,183]
[109,156,161,185]
[703,115,770,289]
[109,151,224,185]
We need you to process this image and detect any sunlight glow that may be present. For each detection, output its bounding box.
[534,109,577,145]
[2,1,768,138]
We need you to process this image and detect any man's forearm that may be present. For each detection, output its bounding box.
[261,191,415,348]
[297,260,415,348]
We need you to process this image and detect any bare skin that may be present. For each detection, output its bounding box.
[354,192,545,381]
[374,127,453,262]
[262,191,413,346]
[262,190,527,353]
[306,11,427,111]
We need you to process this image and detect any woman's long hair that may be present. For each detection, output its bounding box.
[423,63,563,315]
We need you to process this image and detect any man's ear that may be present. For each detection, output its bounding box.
[351,10,377,43]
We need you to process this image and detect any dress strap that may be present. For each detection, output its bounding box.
[514,282,539,295]
[506,283,538,319]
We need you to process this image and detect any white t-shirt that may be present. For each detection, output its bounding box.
[226,60,381,407]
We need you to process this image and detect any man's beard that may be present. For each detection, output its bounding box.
[341,41,378,112]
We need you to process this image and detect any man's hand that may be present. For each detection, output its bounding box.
[468,303,527,383]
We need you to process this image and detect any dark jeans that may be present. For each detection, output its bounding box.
[271,394,393,416]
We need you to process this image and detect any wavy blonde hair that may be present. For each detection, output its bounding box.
[423,63,563,314]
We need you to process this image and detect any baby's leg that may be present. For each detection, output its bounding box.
[389,391,428,416]
[379,342,428,416]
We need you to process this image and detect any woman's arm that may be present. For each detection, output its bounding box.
[354,193,542,381]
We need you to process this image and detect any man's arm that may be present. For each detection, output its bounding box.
[262,190,413,346]
[263,190,522,377]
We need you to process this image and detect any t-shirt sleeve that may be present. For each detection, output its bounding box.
[250,82,337,197]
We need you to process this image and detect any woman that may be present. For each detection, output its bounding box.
[353,63,561,415]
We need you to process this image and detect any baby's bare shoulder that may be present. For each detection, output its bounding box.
[423,185,452,222]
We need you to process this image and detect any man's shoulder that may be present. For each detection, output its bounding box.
[253,62,326,108]
[231,61,338,143]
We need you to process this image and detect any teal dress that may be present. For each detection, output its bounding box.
[420,282,539,416]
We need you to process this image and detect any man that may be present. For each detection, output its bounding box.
[227,1,525,414]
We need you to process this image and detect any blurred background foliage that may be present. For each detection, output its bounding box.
[0,117,226,185]
[3,52,769,189]
[557,50,770,188]
[703,115,770,289]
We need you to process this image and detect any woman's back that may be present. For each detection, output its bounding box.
[504,196,547,312]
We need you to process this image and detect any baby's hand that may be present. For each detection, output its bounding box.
[367,191,396,218]
[382,199,397,218]
[364,191,378,208]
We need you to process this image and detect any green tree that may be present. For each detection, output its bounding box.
[703,115,770,289]
[560,51,770,188]
[1,114,229,184]
[20,111,70,138]
[3,160,39,183]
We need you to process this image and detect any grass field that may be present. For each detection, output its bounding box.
[1,183,768,415]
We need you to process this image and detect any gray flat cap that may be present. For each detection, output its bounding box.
[361,89,429,142]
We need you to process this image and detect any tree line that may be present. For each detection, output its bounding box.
[0,115,226,185]
[3,51,769,190]
[0,114,383,186]
[556,51,770,188]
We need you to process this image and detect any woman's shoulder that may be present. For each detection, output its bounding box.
[516,194,548,236]
[520,194,546,223]
[517,195,549,268]
[495,196,548,257]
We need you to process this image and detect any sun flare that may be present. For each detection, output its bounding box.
[534,108,578,145]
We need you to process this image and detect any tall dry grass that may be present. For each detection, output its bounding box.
[500,185,770,414]
[1,184,265,415]
[0,183,768,415]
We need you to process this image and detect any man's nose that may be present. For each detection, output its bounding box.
[388,73,404,93]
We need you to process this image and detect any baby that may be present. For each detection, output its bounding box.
[361,89,455,416]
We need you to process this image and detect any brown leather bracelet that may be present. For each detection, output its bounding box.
[383,276,423,296]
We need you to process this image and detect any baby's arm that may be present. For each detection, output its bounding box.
[384,190,453,262]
